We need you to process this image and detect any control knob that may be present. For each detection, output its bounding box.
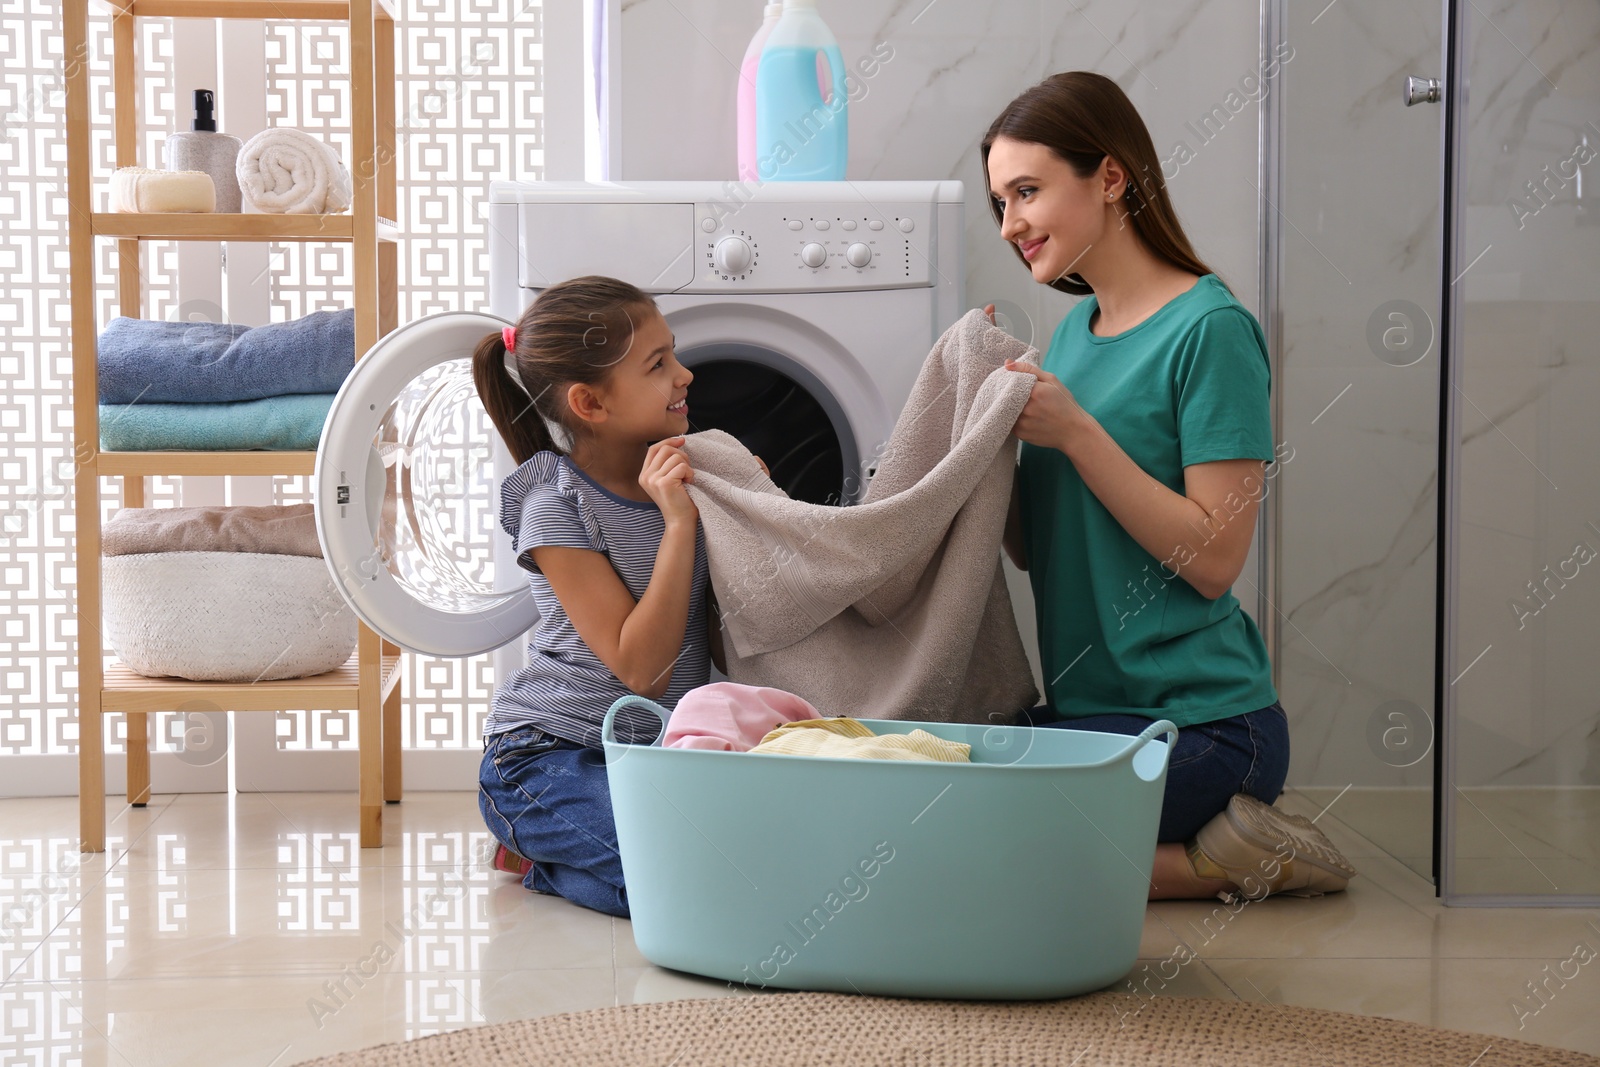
[714,236,753,275]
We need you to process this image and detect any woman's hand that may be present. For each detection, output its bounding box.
[1004,360,1092,455]
[640,437,699,525]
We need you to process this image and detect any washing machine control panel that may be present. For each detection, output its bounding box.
[694,200,934,292]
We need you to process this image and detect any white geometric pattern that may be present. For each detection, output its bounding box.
[0,11,169,761]
[0,2,542,762]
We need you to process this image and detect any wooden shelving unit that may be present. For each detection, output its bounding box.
[65,0,403,849]
[100,0,399,19]
[92,212,400,242]
[101,654,404,713]
[96,452,319,477]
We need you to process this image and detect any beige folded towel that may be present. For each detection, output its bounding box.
[682,309,1040,727]
[109,167,216,213]
[103,504,323,558]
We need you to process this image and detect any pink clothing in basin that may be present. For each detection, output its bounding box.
[662,683,821,752]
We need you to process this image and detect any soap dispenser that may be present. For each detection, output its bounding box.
[164,90,243,212]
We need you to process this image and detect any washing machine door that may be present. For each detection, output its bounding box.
[313,310,534,658]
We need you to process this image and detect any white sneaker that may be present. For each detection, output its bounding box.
[1188,794,1358,898]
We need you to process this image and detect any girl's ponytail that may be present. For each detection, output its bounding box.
[472,330,555,467]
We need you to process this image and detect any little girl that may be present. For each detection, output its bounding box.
[471,274,716,918]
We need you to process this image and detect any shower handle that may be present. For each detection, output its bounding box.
[1404,75,1442,106]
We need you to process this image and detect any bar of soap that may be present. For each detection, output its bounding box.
[108,167,216,213]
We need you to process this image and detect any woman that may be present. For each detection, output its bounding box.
[983,72,1356,902]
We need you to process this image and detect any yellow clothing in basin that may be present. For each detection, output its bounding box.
[750,718,971,763]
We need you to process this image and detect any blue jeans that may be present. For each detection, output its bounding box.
[1023,703,1290,843]
[478,724,629,918]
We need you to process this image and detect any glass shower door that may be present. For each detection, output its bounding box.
[1439,0,1600,903]
[1272,1,1446,882]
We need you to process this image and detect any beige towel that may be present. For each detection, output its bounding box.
[750,718,972,762]
[102,504,323,558]
[682,309,1040,726]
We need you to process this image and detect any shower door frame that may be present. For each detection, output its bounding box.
[1260,0,1600,908]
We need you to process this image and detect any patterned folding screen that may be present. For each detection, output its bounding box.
[0,3,544,770]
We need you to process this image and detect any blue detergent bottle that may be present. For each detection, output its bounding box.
[754,0,847,181]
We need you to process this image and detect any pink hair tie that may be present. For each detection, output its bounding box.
[502,325,518,351]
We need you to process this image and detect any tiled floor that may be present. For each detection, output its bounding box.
[2,789,1598,1065]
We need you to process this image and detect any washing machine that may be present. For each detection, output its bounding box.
[313,180,966,678]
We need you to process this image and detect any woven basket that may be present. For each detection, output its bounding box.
[103,551,356,682]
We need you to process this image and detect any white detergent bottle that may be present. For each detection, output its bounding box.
[737,3,784,183]
[754,0,847,181]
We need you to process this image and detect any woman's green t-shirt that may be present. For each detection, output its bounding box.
[1018,274,1280,728]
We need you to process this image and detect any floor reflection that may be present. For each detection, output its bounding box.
[1,790,1597,1066]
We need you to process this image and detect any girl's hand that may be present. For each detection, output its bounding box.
[1005,360,1090,455]
[640,437,699,525]
[754,455,770,478]
[983,303,997,325]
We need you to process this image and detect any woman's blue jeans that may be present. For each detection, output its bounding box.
[478,724,629,918]
[1024,703,1291,843]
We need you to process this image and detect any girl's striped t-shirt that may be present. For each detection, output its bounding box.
[485,451,710,748]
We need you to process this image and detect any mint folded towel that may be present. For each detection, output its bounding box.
[99,394,335,451]
[97,308,354,404]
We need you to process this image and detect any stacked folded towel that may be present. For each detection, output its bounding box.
[102,503,324,558]
[102,504,355,682]
[98,309,353,402]
[100,395,336,452]
[97,308,354,451]
[236,128,353,214]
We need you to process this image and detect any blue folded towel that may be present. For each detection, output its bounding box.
[97,309,355,404]
[99,394,336,452]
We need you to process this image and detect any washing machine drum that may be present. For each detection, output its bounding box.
[314,312,851,658]
[679,358,845,507]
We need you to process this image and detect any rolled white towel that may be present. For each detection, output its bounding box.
[109,167,216,212]
[236,128,353,215]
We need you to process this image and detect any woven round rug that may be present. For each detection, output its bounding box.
[297,990,1598,1066]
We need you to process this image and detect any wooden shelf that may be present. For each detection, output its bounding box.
[98,451,317,477]
[97,0,396,21]
[94,213,398,243]
[70,0,400,850]
[102,653,402,713]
